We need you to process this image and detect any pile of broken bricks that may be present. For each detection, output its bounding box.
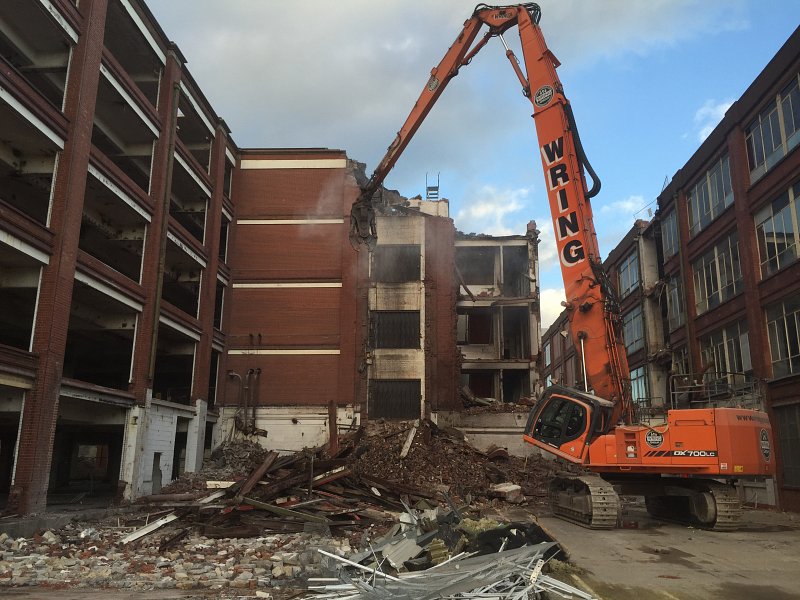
[1,419,589,597]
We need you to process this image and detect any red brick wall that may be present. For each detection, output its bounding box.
[231,225,343,280]
[225,151,366,410]
[228,288,341,346]
[224,354,340,407]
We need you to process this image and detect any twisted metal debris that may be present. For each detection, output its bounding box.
[310,543,596,599]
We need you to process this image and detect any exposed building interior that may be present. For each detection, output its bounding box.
[456,228,540,404]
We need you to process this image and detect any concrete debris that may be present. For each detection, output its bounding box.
[489,483,524,504]
[350,419,577,505]
[0,517,348,597]
[0,421,587,596]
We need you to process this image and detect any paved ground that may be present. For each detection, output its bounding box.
[538,501,800,600]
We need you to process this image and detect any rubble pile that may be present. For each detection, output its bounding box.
[0,421,591,597]
[350,419,569,506]
[0,522,346,596]
[163,439,271,493]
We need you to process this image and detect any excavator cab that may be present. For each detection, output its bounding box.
[524,385,614,463]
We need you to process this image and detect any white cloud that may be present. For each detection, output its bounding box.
[600,195,647,215]
[145,0,750,198]
[454,186,529,236]
[695,99,734,141]
[539,287,566,331]
[533,216,558,273]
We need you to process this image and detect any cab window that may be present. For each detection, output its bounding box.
[533,398,586,446]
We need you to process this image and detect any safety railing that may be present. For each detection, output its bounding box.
[669,372,764,411]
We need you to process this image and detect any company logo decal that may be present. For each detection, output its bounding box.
[645,430,664,448]
[541,137,585,267]
[760,429,771,461]
[534,85,554,107]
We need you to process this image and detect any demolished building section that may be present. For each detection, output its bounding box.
[455,224,542,405]
[368,198,460,420]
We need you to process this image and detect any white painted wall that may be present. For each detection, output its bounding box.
[215,405,359,453]
[435,410,539,457]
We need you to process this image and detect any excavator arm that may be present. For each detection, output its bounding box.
[350,3,632,424]
[350,4,538,247]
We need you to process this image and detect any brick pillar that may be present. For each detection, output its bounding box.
[674,189,700,375]
[729,127,770,378]
[8,0,109,515]
[128,47,183,405]
[186,120,229,469]
[336,167,368,448]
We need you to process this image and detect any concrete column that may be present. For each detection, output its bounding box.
[184,399,207,473]
[8,0,109,515]
[120,402,148,500]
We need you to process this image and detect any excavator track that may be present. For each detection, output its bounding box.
[549,475,620,529]
[644,480,742,531]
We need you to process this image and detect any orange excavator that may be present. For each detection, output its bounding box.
[350,3,775,530]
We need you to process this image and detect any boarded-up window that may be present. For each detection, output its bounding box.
[372,245,421,282]
[372,311,420,348]
[369,379,420,419]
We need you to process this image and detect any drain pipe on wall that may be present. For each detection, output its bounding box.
[227,370,243,438]
[251,368,261,432]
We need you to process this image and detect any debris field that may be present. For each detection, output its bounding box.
[0,419,587,598]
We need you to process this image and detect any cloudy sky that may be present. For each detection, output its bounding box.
[148,0,799,329]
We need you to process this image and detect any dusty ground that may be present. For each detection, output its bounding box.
[537,501,800,600]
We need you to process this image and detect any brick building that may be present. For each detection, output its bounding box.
[0,0,239,513]
[653,26,800,510]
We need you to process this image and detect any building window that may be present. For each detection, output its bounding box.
[746,74,800,182]
[630,365,649,410]
[618,250,639,298]
[765,293,800,378]
[661,209,679,259]
[666,277,685,331]
[543,340,551,367]
[774,403,800,487]
[672,346,689,376]
[372,245,421,282]
[371,311,420,349]
[687,154,733,236]
[755,181,800,278]
[368,379,420,419]
[692,230,742,315]
[699,320,751,378]
[622,305,644,354]
[545,373,553,387]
